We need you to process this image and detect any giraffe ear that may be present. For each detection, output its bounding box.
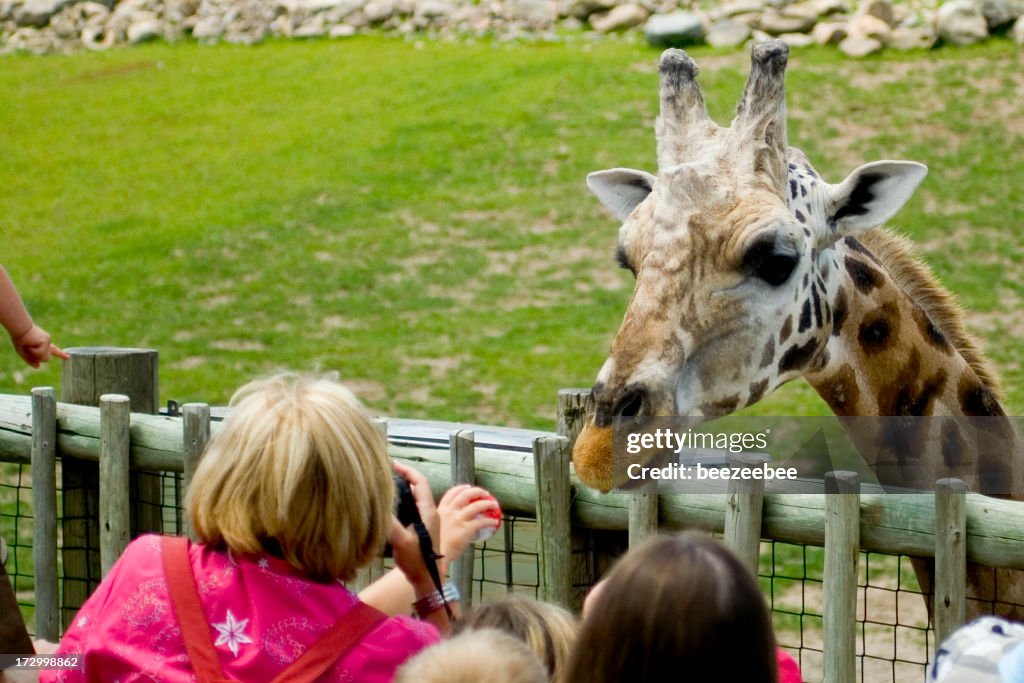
[586,168,657,223]
[827,161,928,236]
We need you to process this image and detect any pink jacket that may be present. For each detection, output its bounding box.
[44,535,439,682]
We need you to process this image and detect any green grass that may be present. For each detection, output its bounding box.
[1,38,1022,428]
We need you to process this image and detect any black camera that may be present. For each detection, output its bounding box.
[383,474,423,558]
[393,474,422,528]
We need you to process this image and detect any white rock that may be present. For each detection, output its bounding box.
[13,0,73,27]
[363,0,395,21]
[981,0,1024,29]
[757,9,816,34]
[561,0,616,20]
[716,0,766,17]
[191,14,225,39]
[856,0,895,26]
[778,31,815,45]
[812,20,847,44]
[414,0,454,20]
[127,18,162,42]
[848,12,891,43]
[937,0,989,45]
[838,33,883,54]
[643,11,706,46]
[1014,13,1024,42]
[81,24,115,49]
[293,13,326,35]
[889,25,936,48]
[329,21,355,35]
[705,17,751,47]
[590,3,648,32]
[808,0,849,16]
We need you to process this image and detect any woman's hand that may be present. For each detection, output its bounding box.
[436,484,501,562]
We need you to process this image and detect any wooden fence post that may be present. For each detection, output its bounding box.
[99,395,131,576]
[30,387,59,641]
[629,493,659,547]
[534,435,572,607]
[181,403,211,541]
[935,478,967,646]
[449,430,476,608]
[723,453,766,576]
[557,388,625,609]
[824,471,860,683]
[60,346,159,626]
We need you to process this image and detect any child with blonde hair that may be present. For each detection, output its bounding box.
[395,628,548,683]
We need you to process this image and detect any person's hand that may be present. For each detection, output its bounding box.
[437,484,501,561]
[392,462,440,547]
[387,516,435,588]
[10,325,68,368]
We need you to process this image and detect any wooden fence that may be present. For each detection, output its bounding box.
[4,347,1024,682]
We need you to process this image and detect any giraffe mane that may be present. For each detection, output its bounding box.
[858,228,1004,401]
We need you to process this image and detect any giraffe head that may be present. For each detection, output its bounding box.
[573,41,928,491]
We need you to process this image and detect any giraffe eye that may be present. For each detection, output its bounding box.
[742,238,798,287]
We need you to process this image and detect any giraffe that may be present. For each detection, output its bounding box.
[570,40,1024,619]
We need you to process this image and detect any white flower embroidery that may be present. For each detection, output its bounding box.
[213,609,252,657]
[76,616,88,628]
[257,558,270,570]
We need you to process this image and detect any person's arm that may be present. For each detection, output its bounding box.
[0,266,68,368]
[359,481,499,618]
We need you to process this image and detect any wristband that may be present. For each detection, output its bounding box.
[412,582,460,618]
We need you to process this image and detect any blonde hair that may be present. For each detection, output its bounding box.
[457,597,579,681]
[187,373,393,582]
[395,629,547,683]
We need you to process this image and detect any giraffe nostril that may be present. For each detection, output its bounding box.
[613,390,645,419]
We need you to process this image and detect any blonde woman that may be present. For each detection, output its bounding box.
[35,373,495,683]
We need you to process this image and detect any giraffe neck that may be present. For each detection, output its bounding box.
[803,234,1023,497]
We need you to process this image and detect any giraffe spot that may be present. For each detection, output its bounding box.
[702,395,740,417]
[759,337,775,369]
[821,261,831,280]
[875,348,949,418]
[941,420,965,468]
[820,364,859,416]
[843,236,883,265]
[832,288,848,337]
[846,258,883,294]
[912,305,951,353]
[747,378,769,406]
[798,299,812,333]
[958,375,1006,417]
[790,179,798,199]
[860,313,892,352]
[811,286,823,329]
[778,338,819,374]
[978,454,1012,496]
[780,315,793,344]
[795,210,806,224]
[801,185,807,198]
[802,273,809,289]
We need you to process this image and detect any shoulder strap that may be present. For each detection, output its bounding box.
[164,535,388,683]
[269,601,388,683]
[162,535,228,682]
